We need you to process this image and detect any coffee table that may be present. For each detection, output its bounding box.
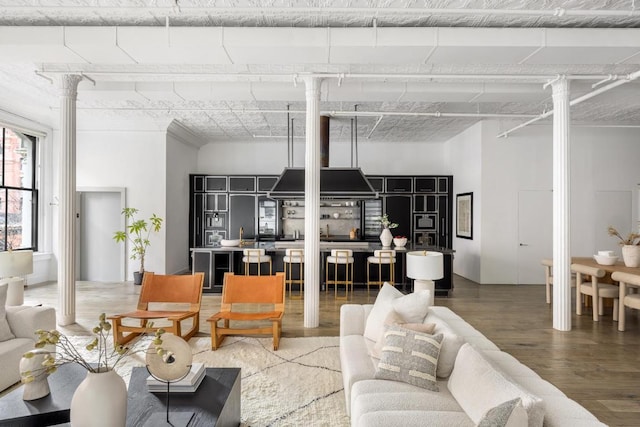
[126,367,241,427]
[0,363,86,427]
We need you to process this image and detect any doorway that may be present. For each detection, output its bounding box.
[76,188,125,282]
[517,190,552,284]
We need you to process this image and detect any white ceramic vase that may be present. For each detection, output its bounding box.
[380,227,393,247]
[19,349,52,400]
[621,245,640,268]
[70,368,127,427]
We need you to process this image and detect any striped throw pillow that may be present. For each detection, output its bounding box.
[374,323,443,391]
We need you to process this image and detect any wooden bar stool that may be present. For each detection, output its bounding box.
[242,248,272,275]
[367,249,396,294]
[326,249,354,300]
[283,248,304,299]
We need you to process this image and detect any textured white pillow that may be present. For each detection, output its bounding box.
[363,284,431,342]
[0,284,16,342]
[448,344,544,427]
[425,312,465,378]
[477,398,529,427]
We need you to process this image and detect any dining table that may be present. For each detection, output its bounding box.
[572,257,640,277]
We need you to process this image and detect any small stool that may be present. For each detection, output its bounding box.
[242,249,272,275]
[367,249,396,293]
[326,249,354,300]
[283,248,304,299]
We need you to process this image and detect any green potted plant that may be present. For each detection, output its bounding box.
[113,208,163,285]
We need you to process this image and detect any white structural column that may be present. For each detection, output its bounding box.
[551,77,572,331]
[57,74,83,326]
[303,76,322,328]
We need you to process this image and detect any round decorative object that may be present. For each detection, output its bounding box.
[621,245,640,268]
[332,212,340,219]
[380,228,393,247]
[19,349,52,401]
[146,334,192,382]
[70,368,127,427]
[393,237,408,248]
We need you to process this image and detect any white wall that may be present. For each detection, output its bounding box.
[466,120,640,284]
[75,130,167,280]
[165,124,199,275]
[197,139,448,175]
[447,122,482,282]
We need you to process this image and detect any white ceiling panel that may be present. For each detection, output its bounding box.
[77,82,148,102]
[117,27,231,65]
[64,28,136,64]
[224,28,328,64]
[0,27,86,63]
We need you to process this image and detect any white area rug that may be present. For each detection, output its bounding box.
[67,336,349,427]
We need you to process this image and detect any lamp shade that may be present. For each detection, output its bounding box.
[406,251,444,281]
[0,250,33,277]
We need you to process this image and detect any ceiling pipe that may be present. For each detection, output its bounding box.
[498,68,640,138]
[6,6,638,19]
[367,116,384,139]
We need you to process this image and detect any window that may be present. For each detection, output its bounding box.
[0,126,37,251]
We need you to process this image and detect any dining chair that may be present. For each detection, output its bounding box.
[611,271,640,331]
[541,258,576,304]
[572,263,618,322]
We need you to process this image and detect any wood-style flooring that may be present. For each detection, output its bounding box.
[22,276,640,427]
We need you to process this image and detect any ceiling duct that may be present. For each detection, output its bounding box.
[269,116,377,199]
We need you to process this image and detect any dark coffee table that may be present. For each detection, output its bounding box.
[0,363,86,427]
[126,367,241,427]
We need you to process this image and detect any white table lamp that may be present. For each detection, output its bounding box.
[0,250,33,306]
[406,251,443,300]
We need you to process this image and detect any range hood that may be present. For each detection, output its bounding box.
[268,167,379,199]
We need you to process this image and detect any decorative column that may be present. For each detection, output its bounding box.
[551,77,571,332]
[303,76,322,328]
[57,74,83,326]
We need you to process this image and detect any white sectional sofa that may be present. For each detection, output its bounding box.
[0,304,57,392]
[340,288,606,427]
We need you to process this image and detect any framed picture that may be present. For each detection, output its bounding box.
[456,192,473,239]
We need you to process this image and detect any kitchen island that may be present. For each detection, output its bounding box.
[191,242,454,296]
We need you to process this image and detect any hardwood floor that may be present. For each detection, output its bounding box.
[22,276,640,426]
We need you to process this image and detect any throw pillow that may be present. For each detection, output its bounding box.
[363,283,431,342]
[0,283,16,342]
[477,398,528,427]
[374,323,443,392]
[370,309,436,359]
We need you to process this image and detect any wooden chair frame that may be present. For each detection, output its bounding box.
[207,272,285,350]
[572,263,618,322]
[612,271,640,331]
[108,272,204,345]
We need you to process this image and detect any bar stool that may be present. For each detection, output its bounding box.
[326,249,354,300]
[367,249,396,293]
[283,248,304,299]
[242,248,272,275]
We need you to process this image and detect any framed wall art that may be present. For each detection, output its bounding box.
[456,192,473,239]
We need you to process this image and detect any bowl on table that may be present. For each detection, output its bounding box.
[220,239,241,247]
[393,237,408,248]
[593,254,618,265]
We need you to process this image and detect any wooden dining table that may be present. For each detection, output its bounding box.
[572,257,640,277]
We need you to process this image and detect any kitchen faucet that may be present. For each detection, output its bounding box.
[239,227,244,244]
[326,224,330,237]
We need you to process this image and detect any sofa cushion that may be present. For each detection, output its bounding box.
[424,312,465,378]
[357,410,474,427]
[448,344,545,427]
[370,309,436,359]
[0,284,15,342]
[363,284,430,342]
[375,323,443,391]
[477,398,528,427]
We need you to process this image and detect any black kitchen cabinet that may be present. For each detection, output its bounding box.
[367,177,384,193]
[205,176,227,192]
[229,194,256,239]
[385,177,413,193]
[257,176,278,192]
[229,176,256,192]
[415,177,437,193]
[193,176,205,192]
[191,193,204,248]
[384,195,412,239]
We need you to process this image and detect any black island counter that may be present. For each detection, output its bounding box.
[191,242,454,296]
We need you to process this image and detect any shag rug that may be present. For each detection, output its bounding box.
[67,336,349,427]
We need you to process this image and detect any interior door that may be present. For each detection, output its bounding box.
[517,190,552,284]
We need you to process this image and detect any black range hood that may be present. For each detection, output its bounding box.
[268,167,378,199]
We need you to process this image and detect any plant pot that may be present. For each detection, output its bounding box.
[621,245,640,267]
[133,271,144,286]
[70,368,127,427]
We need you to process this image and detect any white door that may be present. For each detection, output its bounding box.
[517,190,553,284]
[77,191,123,282]
[594,191,632,257]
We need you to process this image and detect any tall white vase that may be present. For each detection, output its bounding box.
[622,245,640,268]
[380,228,393,247]
[70,368,127,427]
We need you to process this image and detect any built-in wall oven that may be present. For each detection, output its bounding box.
[413,213,438,246]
